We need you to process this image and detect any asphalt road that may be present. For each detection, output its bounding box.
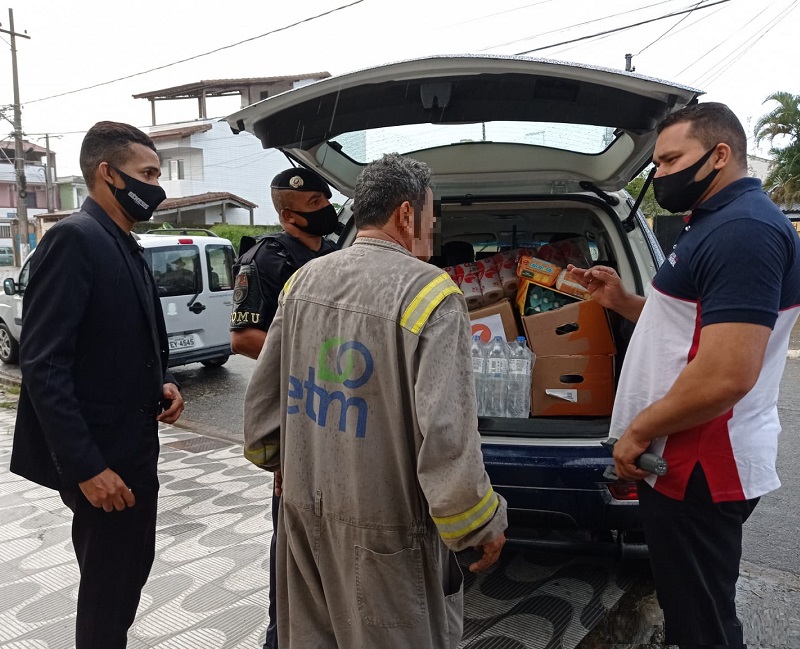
[173,352,800,578]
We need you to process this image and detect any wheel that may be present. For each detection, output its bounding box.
[201,356,229,368]
[0,321,19,364]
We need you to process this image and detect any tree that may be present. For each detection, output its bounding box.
[625,168,662,219]
[754,92,800,207]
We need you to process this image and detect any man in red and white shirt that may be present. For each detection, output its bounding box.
[570,102,800,648]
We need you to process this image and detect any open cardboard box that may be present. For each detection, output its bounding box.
[531,355,615,416]
[469,298,521,343]
[522,298,615,357]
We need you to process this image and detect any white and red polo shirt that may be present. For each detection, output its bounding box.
[610,177,800,502]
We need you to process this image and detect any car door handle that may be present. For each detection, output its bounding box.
[189,302,206,314]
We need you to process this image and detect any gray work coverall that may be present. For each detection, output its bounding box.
[244,237,508,649]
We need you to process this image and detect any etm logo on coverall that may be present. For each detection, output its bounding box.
[287,338,374,439]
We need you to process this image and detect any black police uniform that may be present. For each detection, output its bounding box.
[230,232,336,334]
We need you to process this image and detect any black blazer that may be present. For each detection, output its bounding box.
[10,199,174,491]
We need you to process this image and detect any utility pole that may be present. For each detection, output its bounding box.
[0,9,31,264]
[44,133,53,213]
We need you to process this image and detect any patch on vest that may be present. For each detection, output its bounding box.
[233,271,249,304]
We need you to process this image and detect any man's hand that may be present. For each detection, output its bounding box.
[469,532,506,573]
[567,264,646,323]
[613,431,652,482]
[79,468,136,512]
[274,469,283,497]
[157,382,184,424]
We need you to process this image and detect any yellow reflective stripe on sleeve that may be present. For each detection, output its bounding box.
[243,444,279,467]
[409,285,461,334]
[432,487,499,540]
[400,272,461,335]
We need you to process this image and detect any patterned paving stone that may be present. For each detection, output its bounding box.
[0,409,630,648]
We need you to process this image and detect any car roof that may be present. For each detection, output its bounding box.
[136,234,232,247]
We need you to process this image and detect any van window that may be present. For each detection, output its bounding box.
[145,245,200,297]
[206,244,234,292]
[17,261,30,292]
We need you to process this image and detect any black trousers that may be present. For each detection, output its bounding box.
[60,483,158,649]
[639,463,758,649]
[264,493,280,649]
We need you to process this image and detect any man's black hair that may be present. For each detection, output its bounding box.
[658,102,747,169]
[80,121,158,190]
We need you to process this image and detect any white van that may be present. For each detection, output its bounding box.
[0,228,235,368]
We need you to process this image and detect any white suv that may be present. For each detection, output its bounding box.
[0,228,236,368]
[225,55,701,553]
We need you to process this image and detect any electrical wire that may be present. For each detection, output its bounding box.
[672,0,765,78]
[636,0,705,55]
[444,0,560,29]
[514,0,731,56]
[693,0,798,88]
[23,0,367,105]
[479,0,680,52]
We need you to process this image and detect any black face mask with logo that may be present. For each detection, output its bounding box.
[107,166,167,222]
[653,147,719,214]
[291,204,339,236]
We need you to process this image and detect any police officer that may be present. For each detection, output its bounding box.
[231,167,338,649]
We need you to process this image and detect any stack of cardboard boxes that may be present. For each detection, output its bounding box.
[465,241,617,418]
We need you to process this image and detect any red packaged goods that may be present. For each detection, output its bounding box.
[460,273,484,309]
[479,267,504,305]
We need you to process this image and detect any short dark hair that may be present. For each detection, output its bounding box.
[80,121,157,190]
[658,102,747,169]
[352,153,432,230]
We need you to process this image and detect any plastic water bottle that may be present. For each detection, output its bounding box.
[470,335,487,416]
[484,336,509,417]
[507,337,534,418]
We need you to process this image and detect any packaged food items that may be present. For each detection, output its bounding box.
[555,269,590,300]
[478,267,504,304]
[536,237,593,269]
[516,255,562,287]
[460,273,484,309]
[516,278,580,316]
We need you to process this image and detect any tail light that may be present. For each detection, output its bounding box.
[178,238,193,244]
[606,481,639,501]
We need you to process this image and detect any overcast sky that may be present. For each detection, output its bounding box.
[2,0,796,176]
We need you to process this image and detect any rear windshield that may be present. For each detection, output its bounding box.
[145,245,200,297]
[333,121,616,163]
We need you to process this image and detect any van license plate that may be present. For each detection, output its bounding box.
[169,334,195,350]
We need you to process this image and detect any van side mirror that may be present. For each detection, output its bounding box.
[3,278,16,296]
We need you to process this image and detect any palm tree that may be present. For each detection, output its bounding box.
[755,92,800,207]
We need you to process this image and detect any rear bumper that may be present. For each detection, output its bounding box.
[480,425,642,533]
[167,343,231,367]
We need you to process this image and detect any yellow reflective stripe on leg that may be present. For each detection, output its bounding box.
[400,272,461,334]
[432,487,499,540]
[244,444,279,467]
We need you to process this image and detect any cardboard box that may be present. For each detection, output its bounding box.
[522,298,615,357]
[469,298,521,343]
[531,355,615,416]
[516,278,580,316]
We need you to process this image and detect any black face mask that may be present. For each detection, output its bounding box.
[653,147,719,214]
[107,166,167,222]
[291,204,338,236]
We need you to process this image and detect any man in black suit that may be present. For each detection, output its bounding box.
[10,121,185,649]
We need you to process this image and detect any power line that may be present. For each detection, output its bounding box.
[444,0,560,29]
[636,1,704,56]
[514,0,731,56]
[691,0,797,88]
[24,0,367,105]
[480,0,679,52]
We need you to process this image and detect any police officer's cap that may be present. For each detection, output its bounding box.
[271,168,331,199]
